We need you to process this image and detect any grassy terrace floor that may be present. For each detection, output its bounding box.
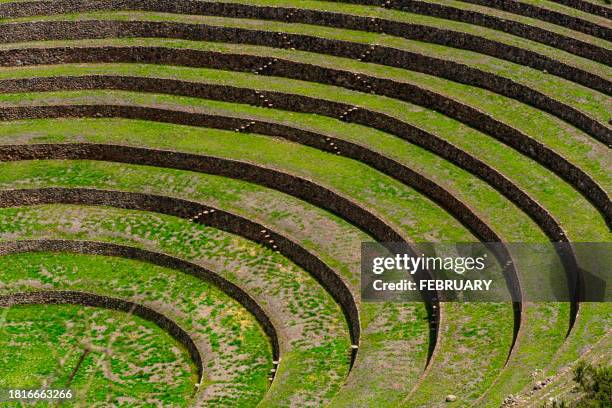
[4,37,608,125]
[479,0,612,22]
[0,104,476,243]
[0,88,604,404]
[2,0,609,35]
[0,303,196,407]
[0,111,441,405]
[0,207,347,407]
[0,3,608,405]
[1,14,610,162]
[522,308,611,406]
[0,252,272,406]
[2,9,609,81]
[0,157,520,405]
[0,117,581,404]
[224,0,612,48]
[0,250,275,406]
[0,86,607,242]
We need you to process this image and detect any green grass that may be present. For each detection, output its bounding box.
[232,0,612,49]
[5,36,608,124]
[509,0,612,22]
[522,323,611,406]
[0,303,196,407]
[477,302,572,407]
[0,157,518,405]
[0,69,607,241]
[331,302,431,407]
[13,61,611,194]
[0,146,446,404]
[408,302,514,406]
[0,116,542,242]
[0,251,275,407]
[0,110,475,243]
[0,5,607,404]
[2,8,609,80]
[0,205,351,406]
[0,115,591,403]
[431,0,612,32]
[544,303,612,376]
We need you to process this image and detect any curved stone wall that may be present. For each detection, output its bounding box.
[2,77,607,235]
[5,101,593,336]
[1,108,583,312]
[2,44,608,145]
[0,0,608,65]
[0,141,526,300]
[458,0,611,40]
[0,187,365,351]
[1,30,609,222]
[548,0,610,18]
[0,15,609,98]
[328,0,610,62]
[0,239,280,362]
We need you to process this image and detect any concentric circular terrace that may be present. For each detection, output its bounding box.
[0,0,609,406]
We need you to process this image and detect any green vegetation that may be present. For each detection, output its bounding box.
[548,362,612,408]
[10,35,607,121]
[0,0,607,405]
[0,79,607,241]
[0,116,475,242]
[0,112,594,403]
[572,361,612,407]
[0,206,351,406]
[0,155,524,404]
[0,304,196,407]
[0,252,274,406]
[3,7,610,78]
[408,302,514,406]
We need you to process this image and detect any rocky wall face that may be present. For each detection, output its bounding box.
[1,87,590,322]
[543,0,610,18]
[0,102,579,314]
[2,141,556,344]
[0,18,609,97]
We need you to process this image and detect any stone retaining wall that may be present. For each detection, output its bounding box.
[1,28,609,222]
[548,0,610,18]
[0,14,609,97]
[329,0,610,61]
[0,141,525,301]
[0,239,281,361]
[458,0,611,40]
[0,0,608,65]
[0,187,362,351]
[2,76,607,234]
[2,44,608,145]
